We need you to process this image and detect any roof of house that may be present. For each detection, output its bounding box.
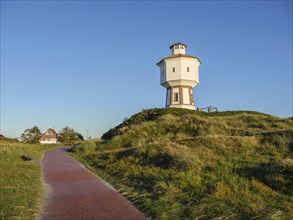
[156,53,202,65]
[39,128,58,140]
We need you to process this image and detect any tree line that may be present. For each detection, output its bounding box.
[20,126,84,144]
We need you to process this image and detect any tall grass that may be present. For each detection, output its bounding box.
[71,109,293,219]
[0,141,58,219]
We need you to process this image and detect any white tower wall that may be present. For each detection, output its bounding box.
[180,58,200,84]
[183,88,190,104]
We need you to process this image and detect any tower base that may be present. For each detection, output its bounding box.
[168,104,195,110]
[165,86,196,110]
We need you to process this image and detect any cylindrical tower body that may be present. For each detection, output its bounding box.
[157,43,201,110]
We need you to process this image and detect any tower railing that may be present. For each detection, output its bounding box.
[198,105,218,112]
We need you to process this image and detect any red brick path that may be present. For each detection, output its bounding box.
[40,148,146,220]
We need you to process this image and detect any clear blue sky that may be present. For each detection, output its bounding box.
[1,1,292,138]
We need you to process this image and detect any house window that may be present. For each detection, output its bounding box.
[173,67,175,72]
[175,45,179,49]
[174,93,179,102]
[180,45,184,49]
[187,67,190,72]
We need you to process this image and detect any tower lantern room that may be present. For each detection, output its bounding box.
[156,42,201,110]
[170,42,187,55]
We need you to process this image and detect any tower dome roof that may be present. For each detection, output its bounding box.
[169,42,188,49]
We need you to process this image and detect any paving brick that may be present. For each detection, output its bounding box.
[40,148,146,220]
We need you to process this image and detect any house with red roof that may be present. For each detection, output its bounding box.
[39,128,59,144]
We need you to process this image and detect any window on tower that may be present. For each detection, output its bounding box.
[187,67,190,72]
[174,93,179,102]
[175,45,179,49]
[173,67,175,72]
[180,45,184,49]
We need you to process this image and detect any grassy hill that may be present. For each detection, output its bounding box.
[70,108,293,219]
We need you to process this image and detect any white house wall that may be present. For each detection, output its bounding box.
[40,139,57,144]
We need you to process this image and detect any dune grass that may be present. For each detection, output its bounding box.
[71,109,293,219]
[0,141,58,219]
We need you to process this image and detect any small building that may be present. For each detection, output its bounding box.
[39,128,58,144]
[157,42,201,110]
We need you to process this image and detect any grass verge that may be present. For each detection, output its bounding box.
[0,141,59,219]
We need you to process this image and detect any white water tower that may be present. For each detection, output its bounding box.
[157,43,201,110]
